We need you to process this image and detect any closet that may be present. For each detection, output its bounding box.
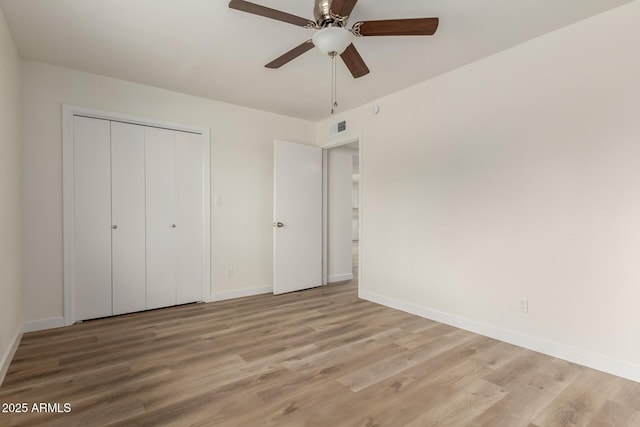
[72,115,205,321]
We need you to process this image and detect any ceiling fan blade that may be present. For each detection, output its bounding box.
[340,43,369,78]
[265,40,315,69]
[353,18,439,37]
[330,0,359,18]
[229,0,315,28]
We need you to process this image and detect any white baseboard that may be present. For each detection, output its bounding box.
[1,326,22,386]
[328,273,354,283]
[360,290,640,383]
[23,316,65,333]
[209,286,273,302]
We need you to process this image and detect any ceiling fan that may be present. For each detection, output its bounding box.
[229,0,439,113]
[229,0,439,77]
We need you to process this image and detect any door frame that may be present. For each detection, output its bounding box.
[320,134,363,293]
[62,105,211,325]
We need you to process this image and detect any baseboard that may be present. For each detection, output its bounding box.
[209,286,273,302]
[0,326,22,387]
[328,273,354,283]
[360,290,640,383]
[23,316,65,333]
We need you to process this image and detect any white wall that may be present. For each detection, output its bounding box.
[0,7,22,382]
[21,61,316,325]
[327,148,353,282]
[317,1,640,381]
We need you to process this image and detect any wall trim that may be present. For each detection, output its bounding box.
[360,290,640,383]
[328,273,354,283]
[23,316,66,333]
[0,326,22,386]
[209,286,273,302]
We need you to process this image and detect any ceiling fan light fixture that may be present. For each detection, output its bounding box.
[229,0,439,114]
[312,26,352,55]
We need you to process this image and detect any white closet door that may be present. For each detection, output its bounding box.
[73,116,112,320]
[175,131,204,304]
[145,127,177,309]
[111,122,147,315]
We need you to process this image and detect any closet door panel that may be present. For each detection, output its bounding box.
[175,132,204,304]
[73,116,112,320]
[145,127,177,309]
[111,122,147,315]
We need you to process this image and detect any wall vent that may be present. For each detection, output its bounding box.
[329,120,347,136]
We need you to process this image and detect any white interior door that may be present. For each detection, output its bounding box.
[145,127,177,309]
[111,122,147,315]
[73,116,112,320]
[65,106,210,325]
[273,140,322,294]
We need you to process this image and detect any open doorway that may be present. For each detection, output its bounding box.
[323,139,361,287]
[351,147,359,279]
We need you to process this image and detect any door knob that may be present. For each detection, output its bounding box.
[274,222,284,228]
[112,225,118,229]
[171,224,177,228]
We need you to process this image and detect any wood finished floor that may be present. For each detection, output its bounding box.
[1,281,639,426]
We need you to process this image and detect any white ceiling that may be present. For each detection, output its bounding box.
[0,0,633,121]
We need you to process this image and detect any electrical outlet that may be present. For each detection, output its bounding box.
[519,298,528,313]
[226,266,234,278]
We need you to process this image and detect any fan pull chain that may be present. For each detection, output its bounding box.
[330,51,337,114]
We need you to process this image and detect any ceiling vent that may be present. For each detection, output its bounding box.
[329,120,347,136]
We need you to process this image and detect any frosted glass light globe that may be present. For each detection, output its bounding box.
[312,27,352,55]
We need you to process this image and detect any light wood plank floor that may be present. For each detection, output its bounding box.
[1,281,639,426]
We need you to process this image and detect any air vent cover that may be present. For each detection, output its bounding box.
[329,120,347,136]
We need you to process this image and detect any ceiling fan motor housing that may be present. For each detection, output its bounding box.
[314,0,346,27]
